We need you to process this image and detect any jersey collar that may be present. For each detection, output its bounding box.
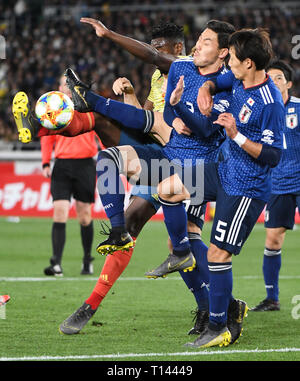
[243,73,270,91]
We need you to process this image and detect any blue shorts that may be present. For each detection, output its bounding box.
[264,193,300,230]
[203,163,265,255]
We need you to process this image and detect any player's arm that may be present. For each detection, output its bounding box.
[40,135,56,177]
[80,18,174,74]
[214,103,284,167]
[163,64,192,135]
[170,76,229,138]
[197,70,235,116]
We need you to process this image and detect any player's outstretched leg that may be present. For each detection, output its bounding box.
[12,91,41,143]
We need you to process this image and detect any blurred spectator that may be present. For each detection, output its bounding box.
[0,0,300,145]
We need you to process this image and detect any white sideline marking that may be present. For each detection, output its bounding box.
[1,347,300,361]
[1,275,300,282]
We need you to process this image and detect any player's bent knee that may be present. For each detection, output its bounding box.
[207,244,232,263]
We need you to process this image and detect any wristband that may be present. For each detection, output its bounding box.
[42,163,50,169]
[233,132,247,147]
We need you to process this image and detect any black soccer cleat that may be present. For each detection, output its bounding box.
[145,252,196,279]
[185,326,231,349]
[188,309,209,335]
[64,68,93,112]
[59,302,97,335]
[96,228,135,256]
[227,298,249,344]
[44,263,63,277]
[81,257,95,275]
[251,298,280,312]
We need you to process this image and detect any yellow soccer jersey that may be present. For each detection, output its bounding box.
[147,69,166,112]
[147,56,190,112]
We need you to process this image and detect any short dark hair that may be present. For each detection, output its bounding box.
[229,28,274,70]
[266,59,294,82]
[151,22,184,43]
[205,20,236,49]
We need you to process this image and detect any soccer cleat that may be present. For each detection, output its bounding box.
[188,309,209,335]
[12,91,40,143]
[96,230,135,256]
[251,298,280,312]
[227,298,249,344]
[145,252,196,279]
[64,68,93,112]
[59,302,96,335]
[81,257,95,275]
[185,326,231,349]
[44,264,63,277]
[0,295,10,306]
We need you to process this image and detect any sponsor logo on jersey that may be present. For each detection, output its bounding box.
[261,129,274,145]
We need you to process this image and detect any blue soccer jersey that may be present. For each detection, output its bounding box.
[214,71,284,202]
[162,57,229,165]
[270,96,300,194]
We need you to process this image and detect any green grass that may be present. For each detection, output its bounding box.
[0,217,300,362]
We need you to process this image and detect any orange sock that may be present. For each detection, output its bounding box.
[38,111,95,137]
[85,244,135,310]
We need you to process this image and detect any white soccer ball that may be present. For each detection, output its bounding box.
[35,91,74,130]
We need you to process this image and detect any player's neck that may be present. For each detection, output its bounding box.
[281,91,289,104]
[242,70,267,89]
[199,62,223,76]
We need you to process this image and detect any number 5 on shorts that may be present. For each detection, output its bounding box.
[215,220,227,242]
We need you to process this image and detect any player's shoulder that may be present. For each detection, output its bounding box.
[289,96,300,106]
[173,55,194,66]
[258,78,283,107]
[151,69,163,83]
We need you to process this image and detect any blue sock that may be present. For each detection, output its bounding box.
[86,91,154,133]
[96,148,126,229]
[208,262,233,330]
[179,233,209,310]
[159,197,190,255]
[263,247,281,301]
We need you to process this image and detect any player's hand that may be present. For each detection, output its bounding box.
[112,77,135,96]
[197,86,213,116]
[80,18,110,38]
[172,117,192,136]
[42,166,51,178]
[170,75,184,106]
[213,113,238,139]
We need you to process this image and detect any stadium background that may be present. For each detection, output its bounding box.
[0,0,299,222]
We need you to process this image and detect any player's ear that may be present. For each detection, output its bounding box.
[244,58,252,70]
[287,81,293,90]
[174,42,183,55]
[219,47,229,61]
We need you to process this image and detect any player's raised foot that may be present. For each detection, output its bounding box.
[80,257,95,275]
[227,298,249,344]
[12,91,40,143]
[44,264,63,277]
[0,295,10,306]
[144,252,196,279]
[185,326,231,349]
[96,229,135,256]
[64,68,92,112]
[251,298,280,312]
[188,309,209,335]
[59,302,96,335]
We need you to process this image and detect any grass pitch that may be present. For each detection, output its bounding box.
[0,217,300,363]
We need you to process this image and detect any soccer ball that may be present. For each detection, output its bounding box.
[35,91,74,130]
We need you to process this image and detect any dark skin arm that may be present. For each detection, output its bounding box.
[80,17,175,73]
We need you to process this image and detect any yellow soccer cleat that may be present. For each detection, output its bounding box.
[185,327,231,349]
[96,229,135,256]
[12,91,40,143]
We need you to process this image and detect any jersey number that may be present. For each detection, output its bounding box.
[215,220,227,242]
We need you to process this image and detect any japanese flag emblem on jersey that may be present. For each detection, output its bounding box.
[239,104,252,124]
[286,113,298,129]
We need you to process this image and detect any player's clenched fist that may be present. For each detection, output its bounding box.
[112,77,135,96]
